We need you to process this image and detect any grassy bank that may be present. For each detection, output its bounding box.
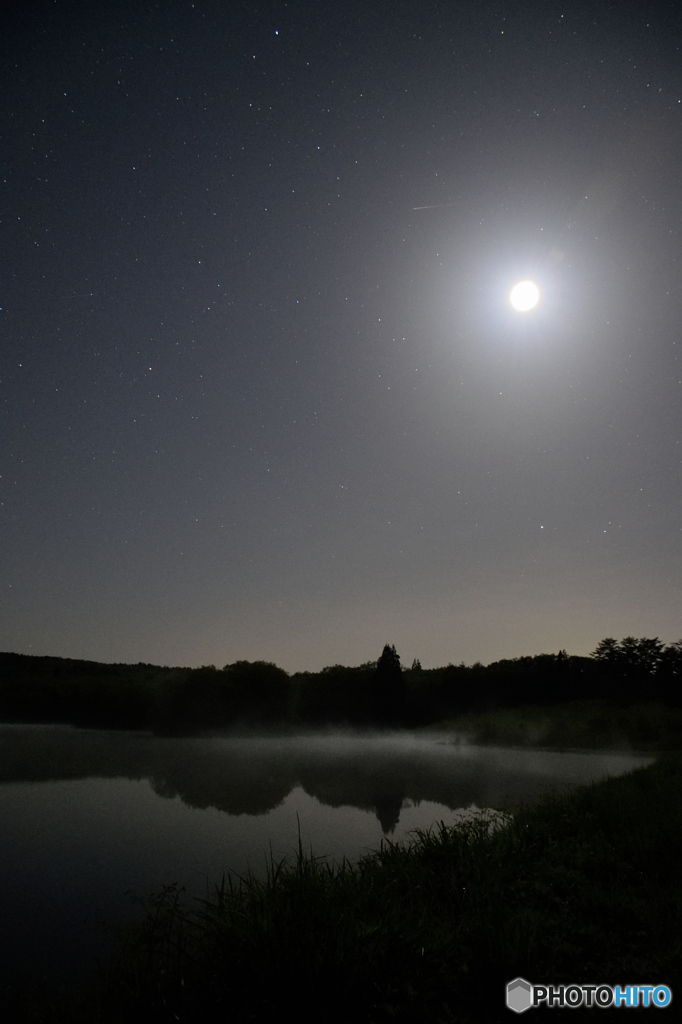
[426,698,682,751]
[8,752,682,1022]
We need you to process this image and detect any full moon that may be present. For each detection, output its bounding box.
[509,280,540,312]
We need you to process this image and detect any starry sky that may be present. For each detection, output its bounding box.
[2,0,682,672]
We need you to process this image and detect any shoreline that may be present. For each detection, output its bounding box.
[4,696,681,757]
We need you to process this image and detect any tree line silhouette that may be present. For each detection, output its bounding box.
[0,636,680,733]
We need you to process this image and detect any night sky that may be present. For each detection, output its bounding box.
[3,0,682,673]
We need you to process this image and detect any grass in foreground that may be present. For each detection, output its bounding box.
[9,752,682,1023]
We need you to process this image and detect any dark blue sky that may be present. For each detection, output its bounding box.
[2,0,681,671]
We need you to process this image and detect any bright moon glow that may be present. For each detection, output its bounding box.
[509,280,540,312]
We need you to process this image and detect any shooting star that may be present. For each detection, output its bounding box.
[412,202,458,210]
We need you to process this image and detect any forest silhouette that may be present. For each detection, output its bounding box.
[1,636,680,735]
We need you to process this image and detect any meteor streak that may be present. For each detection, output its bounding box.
[412,202,457,210]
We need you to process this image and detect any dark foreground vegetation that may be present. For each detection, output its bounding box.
[2,636,681,734]
[6,753,682,1022]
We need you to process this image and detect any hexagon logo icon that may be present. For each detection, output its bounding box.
[507,977,533,1013]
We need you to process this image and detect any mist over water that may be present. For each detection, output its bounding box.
[0,725,652,986]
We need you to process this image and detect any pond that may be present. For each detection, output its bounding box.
[0,724,652,989]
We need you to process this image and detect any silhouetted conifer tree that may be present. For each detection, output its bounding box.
[373,644,406,725]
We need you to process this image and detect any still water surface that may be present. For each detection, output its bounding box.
[0,724,652,986]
